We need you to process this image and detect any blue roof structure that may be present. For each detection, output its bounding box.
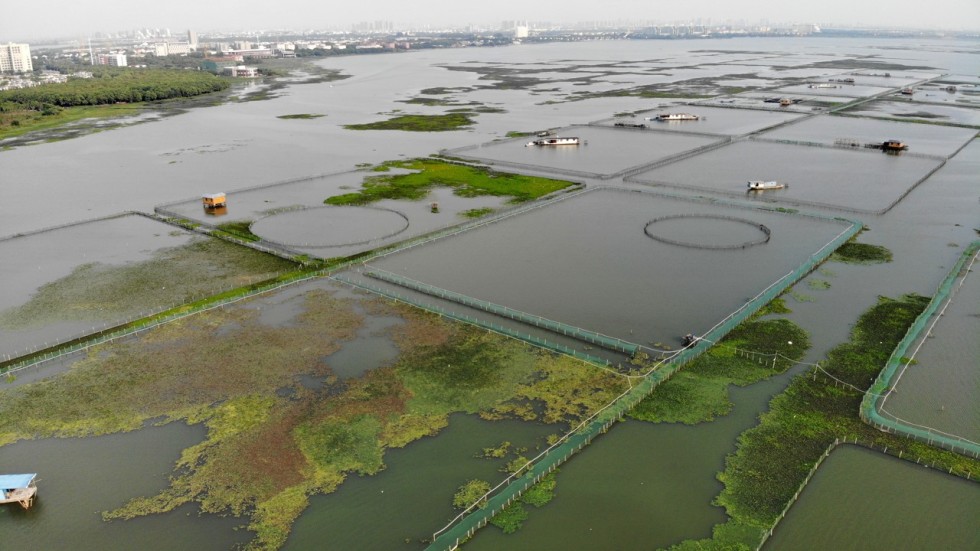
[0,474,36,489]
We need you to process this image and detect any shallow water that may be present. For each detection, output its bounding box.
[0,423,250,550]
[763,445,980,551]
[369,188,849,348]
[1,37,979,551]
[635,140,942,214]
[881,254,980,443]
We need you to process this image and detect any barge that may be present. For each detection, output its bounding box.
[526,137,580,147]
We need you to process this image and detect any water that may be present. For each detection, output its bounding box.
[763,445,980,551]
[881,254,980,443]
[596,106,804,136]
[454,125,719,177]
[760,115,977,158]
[635,140,942,214]
[286,414,556,550]
[370,188,849,348]
[1,36,979,550]
[0,423,250,549]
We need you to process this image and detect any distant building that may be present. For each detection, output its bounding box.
[153,42,191,56]
[187,30,198,49]
[0,43,32,73]
[221,65,258,78]
[97,53,128,67]
[200,56,242,73]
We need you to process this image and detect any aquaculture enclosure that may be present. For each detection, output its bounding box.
[868,244,980,450]
[594,105,804,136]
[763,445,979,551]
[758,115,977,158]
[631,140,943,214]
[156,170,515,258]
[842,100,980,128]
[446,125,721,179]
[0,214,292,360]
[356,188,853,350]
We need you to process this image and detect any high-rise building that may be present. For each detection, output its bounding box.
[0,43,32,73]
[187,30,198,49]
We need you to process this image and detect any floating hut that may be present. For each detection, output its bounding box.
[0,473,38,509]
[202,192,227,209]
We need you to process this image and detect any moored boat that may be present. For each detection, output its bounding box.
[747,181,787,191]
[1,473,38,509]
[526,137,580,147]
[646,113,699,121]
[881,139,908,151]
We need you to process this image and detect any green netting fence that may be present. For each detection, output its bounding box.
[330,274,613,367]
[362,269,639,355]
[426,218,862,551]
[860,241,980,458]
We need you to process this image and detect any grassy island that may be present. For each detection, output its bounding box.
[324,158,577,206]
[343,113,474,132]
[0,288,627,550]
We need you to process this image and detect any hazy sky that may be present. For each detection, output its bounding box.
[3,0,979,42]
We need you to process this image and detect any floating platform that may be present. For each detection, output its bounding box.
[0,473,38,509]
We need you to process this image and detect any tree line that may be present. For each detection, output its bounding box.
[0,68,229,109]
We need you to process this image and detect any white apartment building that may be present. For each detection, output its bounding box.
[98,53,128,67]
[1,43,33,73]
[153,42,192,56]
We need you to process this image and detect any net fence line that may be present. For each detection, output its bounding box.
[643,214,771,250]
[247,206,411,249]
[860,241,980,457]
[426,217,863,550]
[748,137,948,161]
[152,168,358,212]
[361,268,642,355]
[0,211,136,243]
[327,274,627,376]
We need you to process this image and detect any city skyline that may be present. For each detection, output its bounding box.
[2,0,979,42]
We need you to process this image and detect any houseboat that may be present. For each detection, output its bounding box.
[779,98,793,107]
[647,113,700,121]
[526,137,580,147]
[202,193,227,209]
[747,181,787,191]
[1,473,38,509]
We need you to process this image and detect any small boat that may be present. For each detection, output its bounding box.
[647,113,699,121]
[614,122,646,129]
[779,98,793,107]
[1,473,38,509]
[536,131,552,137]
[881,140,908,151]
[747,181,787,191]
[682,333,697,347]
[526,137,580,147]
[900,88,914,95]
